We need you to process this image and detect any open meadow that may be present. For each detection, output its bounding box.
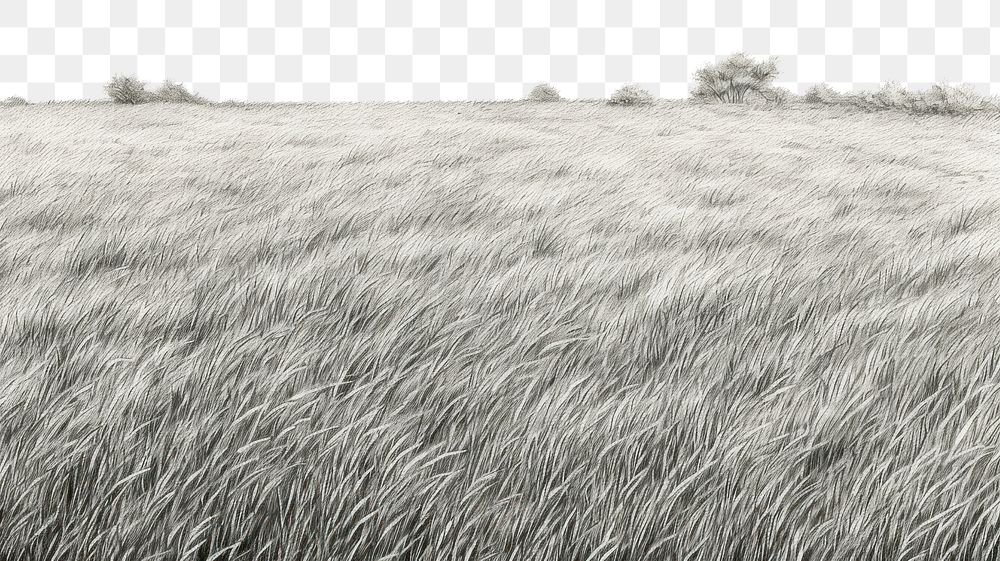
[3,100,1000,559]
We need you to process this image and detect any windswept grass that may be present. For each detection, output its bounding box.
[1,101,1000,560]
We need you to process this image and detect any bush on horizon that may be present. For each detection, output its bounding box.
[607,84,654,106]
[691,53,780,104]
[806,81,992,115]
[803,83,844,105]
[151,80,206,104]
[105,75,151,104]
[528,83,562,102]
[106,76,205,105]
[744,85,792,109]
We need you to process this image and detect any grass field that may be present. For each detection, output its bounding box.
[3,100,1000,560]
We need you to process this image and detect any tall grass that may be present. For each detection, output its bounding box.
[1,101,1000,559]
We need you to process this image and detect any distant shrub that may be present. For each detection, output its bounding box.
[607,84,654,106]
[920,83,988,114]
[746,86,792,109]
[105,75,150,104]
[151,80,206,104]
[691,53,780,104]
[528,83,561,102]
[768,86,792,106]
[802,82,991,115]
[845,82,917,112]
[2,96,28,106]
[846,82,987,115]
[804,83,843,105]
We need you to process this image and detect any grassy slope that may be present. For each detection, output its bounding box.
[2,101,1000,560]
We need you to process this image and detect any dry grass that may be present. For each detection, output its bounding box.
[2,100,1000,560]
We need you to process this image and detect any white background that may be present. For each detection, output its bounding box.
[0,0,996,101]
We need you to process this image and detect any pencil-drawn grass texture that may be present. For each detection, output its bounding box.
[1,93,1000,560]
